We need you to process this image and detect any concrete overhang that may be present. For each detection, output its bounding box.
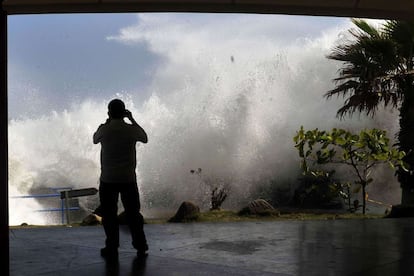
[2,0,413,19]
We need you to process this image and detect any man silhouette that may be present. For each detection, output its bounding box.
[93,99,148,259]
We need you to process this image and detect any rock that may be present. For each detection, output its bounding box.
[238,199,279,216]
[91,207,143,225]
[118,211,128,225]
[93,205,103,217]
[386,204,414,218]
[168,201,200,222]
[81,213,102,226]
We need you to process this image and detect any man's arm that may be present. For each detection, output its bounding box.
[93,126,102,144]
[93,123,106,144]
[125,110,148,143]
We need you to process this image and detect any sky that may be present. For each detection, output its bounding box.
[8,13,158,117]
[7,13,349,118]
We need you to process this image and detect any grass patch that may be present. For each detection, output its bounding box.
[191,209,384,223]
[9,209,385,228]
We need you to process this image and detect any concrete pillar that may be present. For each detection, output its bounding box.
[0,1,9,275]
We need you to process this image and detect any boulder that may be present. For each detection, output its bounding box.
[386,205,414,218]
[93,205,103,217]
[81,213,102,226]
[168,201,200,222]
[238,199,279,216]
[91,207,142,225]
[118,211,128,225]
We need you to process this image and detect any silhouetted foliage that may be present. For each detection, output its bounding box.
[293,170,346,209]
[326,19,414,204]
[294,127,407,214]
[190,168,229,210]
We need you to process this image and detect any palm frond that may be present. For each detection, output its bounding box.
[351,18,380,38]
[325,19,409,118]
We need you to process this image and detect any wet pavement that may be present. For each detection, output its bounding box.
[10,218,414,275]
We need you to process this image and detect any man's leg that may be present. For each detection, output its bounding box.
[120,183,148,254]
[99,181,120,251]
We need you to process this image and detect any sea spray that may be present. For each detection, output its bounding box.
[8,14,399,225]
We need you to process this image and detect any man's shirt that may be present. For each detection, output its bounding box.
[93,119,145,183]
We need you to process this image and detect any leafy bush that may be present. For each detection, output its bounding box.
[293,170,345,209]
[294,127,408,214]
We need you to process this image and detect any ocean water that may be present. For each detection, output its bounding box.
[8,14,399,225]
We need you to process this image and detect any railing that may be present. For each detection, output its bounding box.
[11,187,80,225]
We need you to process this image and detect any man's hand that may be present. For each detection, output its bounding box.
[124,109,133,121]
[122,109,147,143]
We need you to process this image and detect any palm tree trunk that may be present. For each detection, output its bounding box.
[398,79,414,205]
[362,184,366,215]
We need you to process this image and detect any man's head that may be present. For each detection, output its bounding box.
[108,99,126,119]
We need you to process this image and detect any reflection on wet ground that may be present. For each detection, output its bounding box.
[10,218,414,275]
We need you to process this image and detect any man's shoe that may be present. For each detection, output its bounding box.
[100,247,118,260]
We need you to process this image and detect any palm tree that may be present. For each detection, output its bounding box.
[326,19,414,205]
